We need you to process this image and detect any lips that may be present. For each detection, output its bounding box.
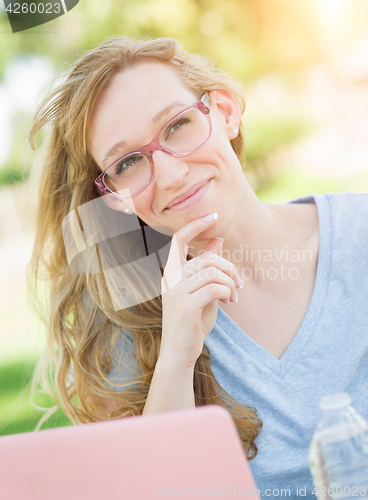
[165,179,210,209]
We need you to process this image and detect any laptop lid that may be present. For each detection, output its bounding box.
[0,405,259,500]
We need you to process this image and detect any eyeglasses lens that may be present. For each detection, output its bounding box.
[104,107,210,197]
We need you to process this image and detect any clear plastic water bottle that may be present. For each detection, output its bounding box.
[309,393,368,500]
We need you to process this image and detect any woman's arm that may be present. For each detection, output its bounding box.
[95,355,195,417]
[142,354,195,414]
[100,215,241,417]
[143,214,241,415]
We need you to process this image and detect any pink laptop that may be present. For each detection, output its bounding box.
[0,405,259,500]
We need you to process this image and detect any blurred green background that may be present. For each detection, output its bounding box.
[1,0,368,437]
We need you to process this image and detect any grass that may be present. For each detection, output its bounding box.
[0,271,72,437]
[0,358,72,437]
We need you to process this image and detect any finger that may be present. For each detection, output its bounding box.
[167,212,218,269]
[182,252,243,290]
[204,237,223,256]
[183,267,237,302]
[190,283,232,310]
[162,213,218,292]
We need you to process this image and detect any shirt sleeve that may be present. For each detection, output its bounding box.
[66,328,141,393]
[105,330,141,392]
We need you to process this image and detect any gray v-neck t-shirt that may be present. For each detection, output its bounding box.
[205,192,368,498]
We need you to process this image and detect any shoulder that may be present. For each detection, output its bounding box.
[289,191,368,233]
[322,192,368,213]
[318,193,368,270]
[288,192,368,263]
[289,191,368,212]
[319,192,368,239]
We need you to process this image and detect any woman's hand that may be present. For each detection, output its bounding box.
[159,213,243,370]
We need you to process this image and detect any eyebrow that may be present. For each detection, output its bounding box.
[152,101,186,124]
[101,100,186,168]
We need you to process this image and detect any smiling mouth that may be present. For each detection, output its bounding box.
[165,179,210,210]
[165,180,211,212]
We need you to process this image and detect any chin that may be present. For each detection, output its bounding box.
[148,224,175,237]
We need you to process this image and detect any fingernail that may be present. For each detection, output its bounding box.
[215,237,224,242]
[237,278,243,288]
[204,213,218,221]
[235,291,238,303]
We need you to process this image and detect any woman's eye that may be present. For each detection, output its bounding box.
[114,155,142,176]
[165,116,192,140]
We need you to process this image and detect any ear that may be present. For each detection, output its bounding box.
[208,90,242,139]
[99,191,133,214]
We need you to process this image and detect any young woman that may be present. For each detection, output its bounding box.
[28,36,368,497]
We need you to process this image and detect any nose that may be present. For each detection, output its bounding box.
[152,150,189,190]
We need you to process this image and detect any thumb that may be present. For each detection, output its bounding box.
[204,237,223,256]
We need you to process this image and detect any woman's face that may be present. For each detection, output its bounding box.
[88,61,245,237]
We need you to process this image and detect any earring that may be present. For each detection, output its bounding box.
[124,207,130,213]
[233,128,238,135]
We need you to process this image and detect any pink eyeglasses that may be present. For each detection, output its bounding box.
[94,93,212,199]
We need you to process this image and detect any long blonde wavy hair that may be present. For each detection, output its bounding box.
[27,36,262,459]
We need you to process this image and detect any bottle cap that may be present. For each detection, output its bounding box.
[320,392,352,410]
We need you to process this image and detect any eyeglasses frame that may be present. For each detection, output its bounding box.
[94,93,212,199]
